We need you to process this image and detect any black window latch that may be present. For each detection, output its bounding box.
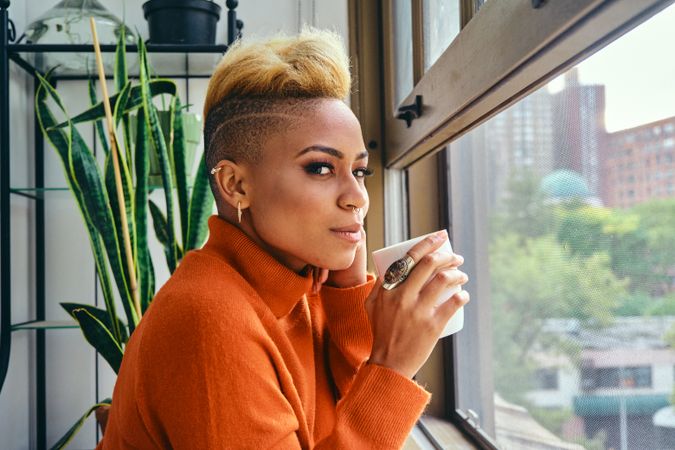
[396,95,423,128]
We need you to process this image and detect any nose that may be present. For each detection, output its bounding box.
[338,172,368,214]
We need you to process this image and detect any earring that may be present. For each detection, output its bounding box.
[210,166,222,175]
[237,201,242,223]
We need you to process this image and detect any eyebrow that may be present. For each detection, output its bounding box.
[297,145,369,161]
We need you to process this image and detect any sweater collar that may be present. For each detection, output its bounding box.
[201,215,313,318]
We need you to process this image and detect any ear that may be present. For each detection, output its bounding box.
[211,160,251,210]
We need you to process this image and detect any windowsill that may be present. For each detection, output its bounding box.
[404,416,478,450]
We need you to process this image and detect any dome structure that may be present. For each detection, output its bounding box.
[540,170,591,199]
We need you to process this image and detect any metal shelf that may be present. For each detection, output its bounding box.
[9,43,229,80]
[0,2,243,447]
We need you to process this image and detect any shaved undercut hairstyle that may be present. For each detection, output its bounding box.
[203,28,352,203]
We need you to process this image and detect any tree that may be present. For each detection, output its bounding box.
[555,201,672,297]
[490,233,628,402]
[491,170,555,239]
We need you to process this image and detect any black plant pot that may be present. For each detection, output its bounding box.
[142,0,221,44]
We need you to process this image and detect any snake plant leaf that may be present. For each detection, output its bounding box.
[143,253,156,314]
[140,35,178,272]
[104,148,136,298]
[35,72,139,331]
[149,199,169,246]
[71,308,123,373]
[114,27,128,93]
[113,80,134,171]
[87,79,110,156]
[134,107,155,312]
[49,399,112,450]
[35,74,126,342]
[171,97,190,251]
[68,119,139,330]
[60,302,128,343]
[186,152,214,251]
[149,199,183,270]
[113,81,132,128]
[49,79,177,130]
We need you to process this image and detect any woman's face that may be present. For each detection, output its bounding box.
[243,98,370,272]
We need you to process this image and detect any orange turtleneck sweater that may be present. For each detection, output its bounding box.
[98,216,431,449]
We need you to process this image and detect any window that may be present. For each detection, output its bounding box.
[535,368,560,391]
[444,6,675,449]
[588,367,653,389]
[359,0,675,449]
[422,0,460,70]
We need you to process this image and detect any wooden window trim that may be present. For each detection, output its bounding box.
[384,0,674,170]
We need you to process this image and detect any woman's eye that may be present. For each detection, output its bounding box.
[353,167,374,178]
[305,162,334,176]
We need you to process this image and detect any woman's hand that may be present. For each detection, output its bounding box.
[365,231,470,379]
[323,228,368,288]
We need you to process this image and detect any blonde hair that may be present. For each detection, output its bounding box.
[203,28,351,119]
[202,29,352,208]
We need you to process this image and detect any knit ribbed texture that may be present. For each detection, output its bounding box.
[337,363,432,448]
[98,216,430,449]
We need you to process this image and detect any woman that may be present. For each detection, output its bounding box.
[98,29,469,449]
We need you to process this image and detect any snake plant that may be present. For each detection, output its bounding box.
[36,29,214,448]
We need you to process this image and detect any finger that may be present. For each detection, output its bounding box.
[392,231,451,293]
[405,230,448,264]
[418,269,468,309]
[449,253,464,268]
[319,268,329,285]
[435,290,470,325]
[400,248,455,296]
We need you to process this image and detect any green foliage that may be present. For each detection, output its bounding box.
[526,404,573,436]
[490,168,675,442]
[491,170,555,239]
[37,29,214,447]
[490,233,627,402]
[555,200,674,296]
[49,398,112,450]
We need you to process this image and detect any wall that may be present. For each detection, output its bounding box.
[0,1,348,448]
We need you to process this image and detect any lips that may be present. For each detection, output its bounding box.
[330,223,363,243]
[331,223,362,233]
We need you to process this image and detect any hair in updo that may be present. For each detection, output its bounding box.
[203,28,352,194]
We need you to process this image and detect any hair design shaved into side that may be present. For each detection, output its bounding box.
[203,28,352,200]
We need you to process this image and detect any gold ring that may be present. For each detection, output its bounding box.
[382,254,416,290]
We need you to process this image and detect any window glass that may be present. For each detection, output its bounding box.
[423,0,460,70]
[448,5,675,449]
[392,0,414,108]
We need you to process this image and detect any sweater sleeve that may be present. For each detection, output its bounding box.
[315,277,431,448]
[319,275,376,397]
[314,362,431,449]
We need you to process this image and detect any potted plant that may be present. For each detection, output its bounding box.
[130,107,202,188]
[142,0,222,44]
[36,29,214,448]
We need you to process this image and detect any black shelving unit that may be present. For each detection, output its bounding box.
[0,1,242,447]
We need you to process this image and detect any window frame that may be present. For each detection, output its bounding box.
[350,0,673,448]
[350,0,675,448]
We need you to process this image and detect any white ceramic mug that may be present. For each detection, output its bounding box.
[371,231,465,338]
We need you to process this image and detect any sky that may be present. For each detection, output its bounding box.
[547,3,675,133]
